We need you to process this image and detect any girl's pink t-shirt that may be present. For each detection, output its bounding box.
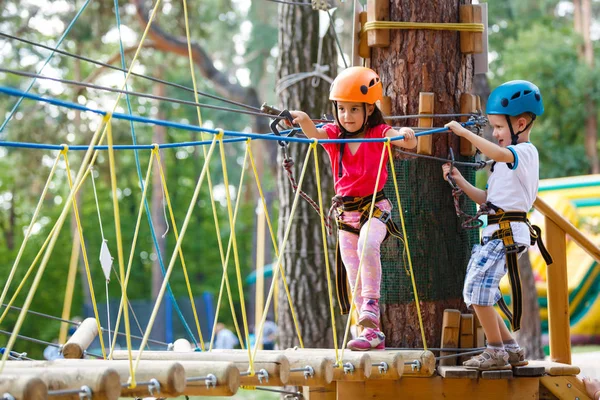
[321,123,392,197]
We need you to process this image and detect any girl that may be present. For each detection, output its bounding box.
[290,67,417,351]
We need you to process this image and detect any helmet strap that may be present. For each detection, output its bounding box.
[506,114,536,146]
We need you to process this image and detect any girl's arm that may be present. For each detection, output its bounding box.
[289,111,329,139]
[442,163,488,205]
[386,127,417,149]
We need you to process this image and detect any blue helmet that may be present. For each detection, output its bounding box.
[487,80,544,117]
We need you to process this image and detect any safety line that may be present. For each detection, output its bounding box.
[0,0,93,134]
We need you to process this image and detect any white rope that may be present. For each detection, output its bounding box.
[90,166,105,241]
[276,64,333,95]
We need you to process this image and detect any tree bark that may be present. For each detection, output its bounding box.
[276,4,340,349]
[370,0,475,348]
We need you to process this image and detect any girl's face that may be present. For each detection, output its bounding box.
[336,101,374,132]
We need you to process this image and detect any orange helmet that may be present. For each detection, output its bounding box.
[329,67,382,104]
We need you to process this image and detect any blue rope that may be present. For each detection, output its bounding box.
[114,0,198,347]
[0,0,93,135]
[0,138,246,151]
[0,86,473,144]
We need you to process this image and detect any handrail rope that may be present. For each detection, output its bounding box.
[217,134,254,372]
[59,222,81,344]
[132,133,220,374]
[0,114,108,372]
[0,152,62,308]
[0,86,474,143]
[107,150,156,357]
[105,121,135,383]
[252,143,314,362]
[0,32,267,114]
[311,140,339,360]
[113,0,199,349]
[338,141,388,363]
[0,0,93,134]
[0,67,285,121]
[386,141,427,350]
[362,21,484,34]
[62,148,108,359]
[208,144,250,351]
[246,142,304,348]
[154,147,208,351]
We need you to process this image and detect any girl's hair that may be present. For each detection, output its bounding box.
[331,103,387,131]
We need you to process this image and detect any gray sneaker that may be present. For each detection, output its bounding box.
[506,347,528,367]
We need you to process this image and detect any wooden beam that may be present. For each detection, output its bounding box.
[366,0,389,48]
[378,96,392,116]
[459,314,474,364]
[439,309,461,366]
[416,92,434,155]
[303,383,336,400]
[62,317,99,359]
[459,5,483,54]
[459,94,477,156]
[0,375,47,400]
[359,12,370,59]
[540,375,590,400]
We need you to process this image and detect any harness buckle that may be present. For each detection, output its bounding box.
[378,210,392,224]
[504,243,520,254]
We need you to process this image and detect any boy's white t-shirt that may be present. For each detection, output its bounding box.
[481,142,539,246]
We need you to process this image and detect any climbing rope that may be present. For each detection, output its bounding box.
[362,21,484,35]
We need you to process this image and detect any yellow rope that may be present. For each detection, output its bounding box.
[385,140,427,350]
[154,147,206,351]
[252,143,314,362]
[0,115,108,372]
[247,142,304,348]
[208,143,250,351]
[362,21,484,34]
[63,148,108,359]
[339,142,388,363]
[108,149,156,359]
[217,134,254,373]
[133,133,220,373]
[182,0,244,351]
[59,228,80,344]
[0,151,62,308]
[311,140,339,359]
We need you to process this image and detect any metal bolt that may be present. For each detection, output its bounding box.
[205,374,217,388]
[148,378,161,396]
[257,369,269,384]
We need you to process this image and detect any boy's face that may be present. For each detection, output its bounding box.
[488,114,529,147]
[336,101,374,132]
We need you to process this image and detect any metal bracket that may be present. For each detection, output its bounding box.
[377,362,389,374]
[78,386,92,400]
[303,365,315,379]
[257,369,269,384]
[410,360,422,372]
[343,362,355,374]
[166,342,174,351]
[205,374,217,388]
[148,378,161,397]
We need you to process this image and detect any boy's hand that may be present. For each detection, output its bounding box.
[442,162,464,183]
[445,121,470,137]
[399,127,415,141]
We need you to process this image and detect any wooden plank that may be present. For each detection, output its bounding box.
[513,365,545,377]
[528,360,580,376]
[473,313,485,349]
[540,375,590,400]
[358,11,370,59]
[439,310,461,366]
[437,366,479,379]
[459,5,483,54]
[304,383,336,400]
[459,93,477,156]
[481,369,513,380]
[366,0,389,48]
[378,95,392,116]
[336,381,365,400]
[459,314,474,364]
[416,92,434,155]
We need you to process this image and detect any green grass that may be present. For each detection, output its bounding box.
[571,345,600,354]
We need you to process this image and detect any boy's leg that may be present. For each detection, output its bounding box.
[496,313,528,366]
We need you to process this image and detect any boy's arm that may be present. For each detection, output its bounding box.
[386,127,417,149]
[289,111,329,139]
[445,121,514,163]
[442,163,487,205]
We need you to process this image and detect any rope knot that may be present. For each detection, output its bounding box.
[60,144,69,153]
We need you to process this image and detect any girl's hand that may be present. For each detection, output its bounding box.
[289,110,310,126]
[445,121,470,137]
[399,127,415,141]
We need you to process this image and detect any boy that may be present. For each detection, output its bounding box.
[442,80,550,370]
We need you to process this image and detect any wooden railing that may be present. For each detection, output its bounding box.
[533,196,600,364]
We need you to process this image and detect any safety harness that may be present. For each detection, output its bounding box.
[332,190,404,314]
[485,203,553,331]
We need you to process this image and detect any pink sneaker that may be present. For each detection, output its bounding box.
[346,328,385,351]
[358,299,380,328]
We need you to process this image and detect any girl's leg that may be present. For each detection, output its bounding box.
[357,217,388,300]
[339,230,363,311]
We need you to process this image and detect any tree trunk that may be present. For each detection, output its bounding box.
[370,0,475,348]
[514,251,544,360]
[276,5,339,349]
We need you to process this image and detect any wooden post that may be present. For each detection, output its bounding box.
[359,12,370,59]
[366,0,389,48]
[416,92,434,155]
[0,375,47,400]
[545,217,571,364]
[459,314,474,364]
[62,317,99,359]
[459,93,477,156]
[473,313,485,349]
[439,309,461,366]
[378,96,392,116]
[459,5,483,54]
